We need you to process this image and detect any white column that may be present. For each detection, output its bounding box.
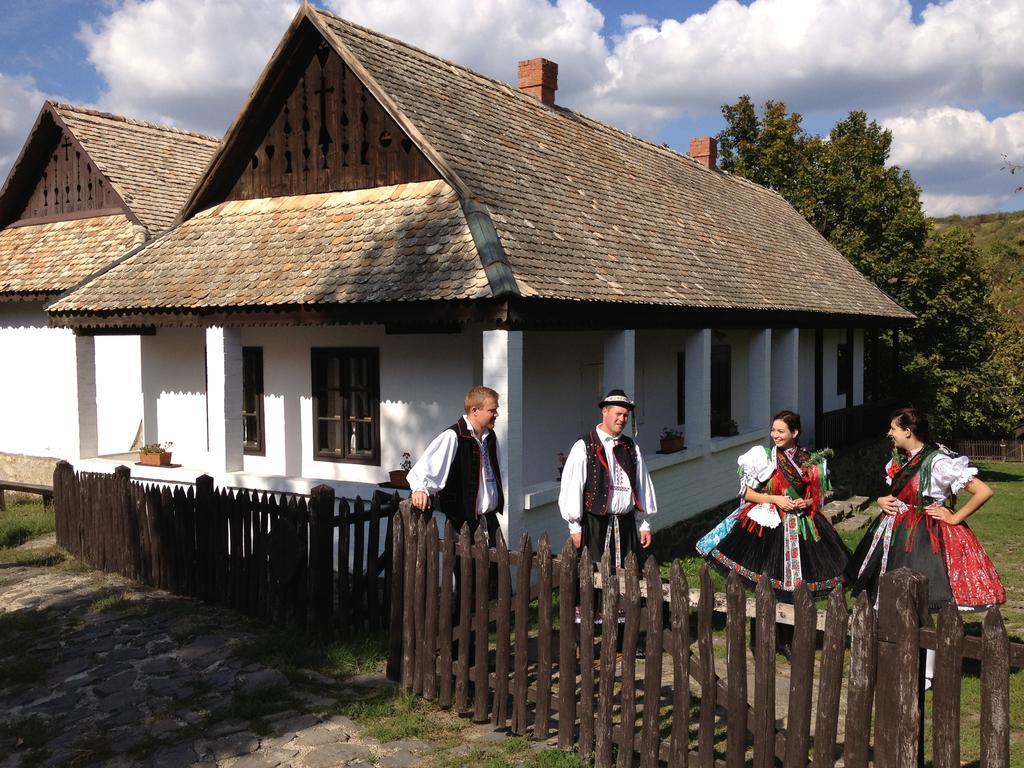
[139,334,160,445]
[603,330,636,397]
[71,335,98,460]
[684,329,711,449]
[747,329,771,432]
[771,328,799,415]
[206,327,244,473]
[483,329,523,545]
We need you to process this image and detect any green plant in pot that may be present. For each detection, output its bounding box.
[139,442,173,466]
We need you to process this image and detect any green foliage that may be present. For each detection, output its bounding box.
[717,96,1017,437]
[0,499,55,548]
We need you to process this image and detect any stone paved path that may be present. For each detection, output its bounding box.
[0,536,525,768]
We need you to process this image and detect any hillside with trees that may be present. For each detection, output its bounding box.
[716,97,1023,438]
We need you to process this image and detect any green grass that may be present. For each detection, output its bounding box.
[0,498,55,548]
[235,629,389,683]
[344,688,466,746]
[0,544,70,568]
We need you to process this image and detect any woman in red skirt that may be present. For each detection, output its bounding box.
[846,406,1005,686]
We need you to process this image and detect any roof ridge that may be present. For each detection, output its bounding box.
[314,9,744,182]
[50,102,220,143]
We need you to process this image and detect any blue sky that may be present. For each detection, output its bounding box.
[1,0,1022,217]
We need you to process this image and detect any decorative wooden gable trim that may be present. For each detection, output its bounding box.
[0,103,132,229]
[17,125,123,221]
[182,7,468,221]
[227,41,439,201]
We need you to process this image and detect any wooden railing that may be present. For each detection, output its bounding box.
[53,461,398,639]
[952,439,1024,463]
[390,503,1018,768]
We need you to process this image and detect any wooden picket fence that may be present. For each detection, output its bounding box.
[53,461,398,639]
[952,440,1024,463]
[390,503,1020,768]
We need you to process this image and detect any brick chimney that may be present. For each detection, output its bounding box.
[518,58,558,106]
[689,136,718,170]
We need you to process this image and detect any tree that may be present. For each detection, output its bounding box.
[717,97,1014,438]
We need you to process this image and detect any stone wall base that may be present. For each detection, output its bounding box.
[0,452,62,486]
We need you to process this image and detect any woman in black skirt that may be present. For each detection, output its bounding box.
[697,410,850,598]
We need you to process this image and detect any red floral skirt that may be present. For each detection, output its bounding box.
[941,522,1005,607]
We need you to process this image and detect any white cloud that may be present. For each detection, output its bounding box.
[325,0,610,101]
[884,107,1024,215]
[585,0,1024,136]
[71,0,1024,215]
[0,73,48,184]
[78,0,299,136]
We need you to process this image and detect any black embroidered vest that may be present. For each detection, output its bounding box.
[582,430,642,516]
[437,420,504,524]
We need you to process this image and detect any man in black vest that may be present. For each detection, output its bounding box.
[407,385,503,544]
[558,389,656,567]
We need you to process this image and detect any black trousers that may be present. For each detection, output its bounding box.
[581,511,641,570]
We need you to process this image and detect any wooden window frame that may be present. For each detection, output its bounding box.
[242,346,265,456]
[311,347,381,465]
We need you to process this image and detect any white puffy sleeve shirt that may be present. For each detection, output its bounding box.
[558,432,657,535]
[883,449,978,504]
[737,445,781,528]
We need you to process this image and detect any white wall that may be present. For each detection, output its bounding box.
[95,335,143,454]
[141,328,209,466]
[635,329,687,456]
[522,330,606,486]
[0,302,141,459]
[239,324,477,484]
[0,302,78,458]
[798,329,817,442]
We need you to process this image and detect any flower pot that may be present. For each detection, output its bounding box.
[140,451,172,466]
[659,436,684,453]
[389,469,409,488]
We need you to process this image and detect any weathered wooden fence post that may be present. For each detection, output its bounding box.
[52,460,75,553]
[309,484,335,640]
[113,465,135,579]
[385,504,405,681]
[874,568,927,768]
[195,474,215,603]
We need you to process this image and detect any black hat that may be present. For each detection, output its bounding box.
[598,389,635,410]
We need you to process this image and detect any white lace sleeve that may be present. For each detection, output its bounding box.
[931,454,978,497]
[884,458,895,487]
[737,446,773,497]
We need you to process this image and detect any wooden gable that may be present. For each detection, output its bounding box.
[17,126,122,221]
[227,40,440,201]
[0,106,129,228]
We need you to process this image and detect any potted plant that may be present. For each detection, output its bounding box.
[659,427,685,453]
[389,452,413,488]
[710,411,739,437]
[139,442,173,466]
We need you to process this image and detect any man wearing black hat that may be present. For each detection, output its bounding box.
[558,389,656,567]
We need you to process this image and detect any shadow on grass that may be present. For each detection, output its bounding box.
[977,468,1024,483]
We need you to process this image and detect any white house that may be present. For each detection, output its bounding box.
[0,102,219,484]
[48,7,911,548]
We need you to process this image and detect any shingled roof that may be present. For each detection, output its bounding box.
[314,10,909,319]
[0,102,220,298]
[48,181,485,314]
[48,104,220,234]
[0,214,143,298]
[50,6,911,325]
